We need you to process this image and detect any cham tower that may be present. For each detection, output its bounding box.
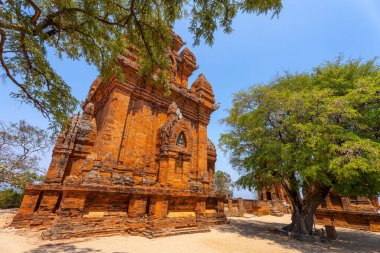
[11,33,227,239]
[258,184,380,231]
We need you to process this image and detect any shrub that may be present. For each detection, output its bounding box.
[0,189,24,209]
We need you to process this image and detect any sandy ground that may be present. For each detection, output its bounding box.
[0,210,379,253]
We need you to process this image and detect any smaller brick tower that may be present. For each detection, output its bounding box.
[11,33,227,239]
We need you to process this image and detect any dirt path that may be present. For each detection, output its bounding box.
[0,210,379,253]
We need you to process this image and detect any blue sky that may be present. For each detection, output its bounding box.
[1,0,380,198]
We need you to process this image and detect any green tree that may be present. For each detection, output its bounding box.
[0,120,51,189]
[214,170,234,197]
[220,57,380,235]
[0,0,282,132]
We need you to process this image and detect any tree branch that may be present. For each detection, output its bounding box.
[26,0,41,25]
[132,11,157,65]
[0,20,25,31]
[37,6,130,32]
[0,29,50,119]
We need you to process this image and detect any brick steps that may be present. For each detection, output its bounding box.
[203,218,227,225]
[269,203,284,217]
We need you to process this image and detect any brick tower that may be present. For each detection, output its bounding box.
[11,33,227,239]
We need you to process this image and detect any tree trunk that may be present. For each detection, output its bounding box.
[281,181,331,236]
[283,204,316,235]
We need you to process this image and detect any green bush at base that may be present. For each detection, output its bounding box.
[0,189,24,209]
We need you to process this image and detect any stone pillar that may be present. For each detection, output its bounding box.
[39,191,61,212]
[196,199,206,218]
[167,154,176,185]
[341,197,351,210]
[217,200,224,215]
[18,189,42,214]
[197,124,208,187]
[262,191,267,201]
[227,198,233,210]
[272,187,277,201]
[182,155,191,187]
[325,194,333,209]
[238,199,245,216]
[11,189,43,228]
[149,197,168,219]
[279,187,285,201]
[128,195,148,218]
[158,157,169,185]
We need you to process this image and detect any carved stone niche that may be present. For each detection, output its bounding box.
[157,102,195,189]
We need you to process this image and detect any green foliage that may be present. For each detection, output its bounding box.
[0,189,24,209]
[220,57,380,199]
[0,0,282,133]
[214,170,234,197]
[0,120,51,189]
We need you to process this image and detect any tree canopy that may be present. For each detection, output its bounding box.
[219,57,380,234]
[214,170,234,197]
[0,0,282,132]
[0,120,51,189]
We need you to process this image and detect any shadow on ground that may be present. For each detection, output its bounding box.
[24,242,130,253]
[215,218,380,253]
[25,243,102,253]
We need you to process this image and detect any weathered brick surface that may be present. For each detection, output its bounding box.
[224,198,271,217]
[258,184,380,231]
[11,33,226,239]
[316,193,380,232]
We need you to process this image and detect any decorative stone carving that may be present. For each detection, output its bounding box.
[189,181,203,193]
[213,102,221,111]
[83,169,109,185]
[63,175,81,185]
[110,173,134,186]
